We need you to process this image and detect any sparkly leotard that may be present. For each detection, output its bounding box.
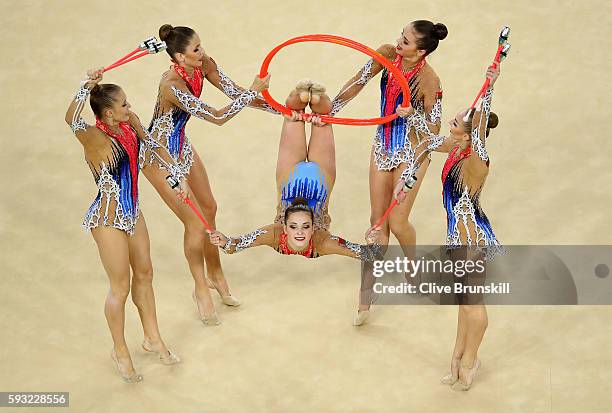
[329,55,442,181]
[441,89,503,259]
[81,120,141,235]
[141,62,258,175]
[375,57,442,180]
[69,85,184,236]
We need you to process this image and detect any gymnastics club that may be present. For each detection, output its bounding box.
[104,37,163,70]
[152,149,214,232]
[103,36,167,72]
[164,175,214,232]
[466,26,511,118]
[184,198,214,233]
[372,169,420,229]
[112,37,157,66]
[373,132,447,229]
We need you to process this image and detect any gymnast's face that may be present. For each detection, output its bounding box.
[105,89,131,124]
[177,34,206,68]
[284,211,314,251]
[396,25,426,60]
[449,111,471,149]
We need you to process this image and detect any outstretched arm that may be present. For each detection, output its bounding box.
[209,225,277,254]
[328,44,394,116]
[163,73,269,126]
[318,227,383,262]
[204,56,280,114]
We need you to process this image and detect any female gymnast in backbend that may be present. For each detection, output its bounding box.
[207,83,380,260]
[396,65,502,391]
[328,20,447,319]
[65,68,186,383]
[140,24,271,325]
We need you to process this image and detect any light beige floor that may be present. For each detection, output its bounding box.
[1,1,611,412]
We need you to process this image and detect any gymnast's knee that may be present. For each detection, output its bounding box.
[184,221,208,242]
[199,199,218,219]
[132,266,153,285]
[109,281,130,303]
[388,217,414,237]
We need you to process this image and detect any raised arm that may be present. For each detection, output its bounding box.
[65,68,105,143]
[203,56,280,114]
[163,73,269,126]
[209,225,277,254]
[469,88,494,163]
[469,65,500,164]
[328,44,394,116]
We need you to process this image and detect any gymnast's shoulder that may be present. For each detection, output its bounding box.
[376,44,398,61]
[159,67,183,87]
[421,62,441,85]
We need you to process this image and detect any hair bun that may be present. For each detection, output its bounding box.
[433,23,448,41]
[488,112,499,129]
[291,196,309,207]
[159,24,174,41]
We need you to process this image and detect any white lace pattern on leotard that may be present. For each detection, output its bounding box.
[471,89,493,162]
[328,235,382,262]
[330,59,375,116]
[71,86,90,133]
[142,110,194,175]
[82,163,140,235]
[172,86,257,121]
[446,187,503,260]
[222,228,269,254]
[375,95,443,174]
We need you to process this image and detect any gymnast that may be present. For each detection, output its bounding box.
[139,24,271,325]
[328,20,448,322]
[396,65,503,391]
[65,68,185,383]
[208,82,381,260]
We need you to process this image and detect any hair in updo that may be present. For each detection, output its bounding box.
[411,20,448,55]
[463,111,499,138]
[159,24,196,60]
[90,84,122,118]
[284,197,314,223]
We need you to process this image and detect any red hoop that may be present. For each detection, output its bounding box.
[259,34,412,126]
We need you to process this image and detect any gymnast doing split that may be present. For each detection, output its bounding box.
[208,82,381,260]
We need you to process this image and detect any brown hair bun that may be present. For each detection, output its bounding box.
[159,24,174,42]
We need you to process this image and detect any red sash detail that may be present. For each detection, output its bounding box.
[442,146,472,184]
[173,63,203,97]
[382,57,426,149]
[95,119,140,203]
